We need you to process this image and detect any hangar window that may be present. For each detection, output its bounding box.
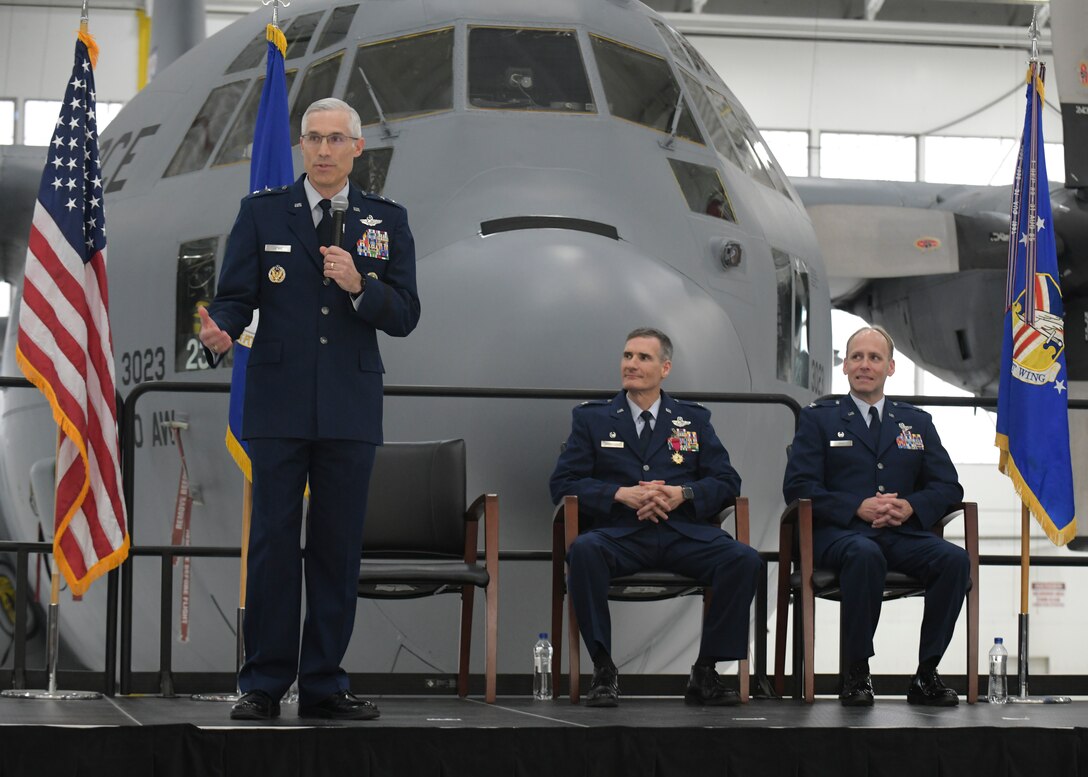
[212,70,299,169]
[315,5,359,52]
[175,237,221,373]
[762,130,809,178]
[285,11,327,60]
[591,35,702,144]
[349,147,394,195]
[821,133,916,182]
[164,80,250,177]
[0,100,12,144]
[668,159,736,222]
[468,27,593,112]
[289,52,345,143]
[344,28,454,127]
[774,249,811,389]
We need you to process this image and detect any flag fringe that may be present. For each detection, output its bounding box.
[14,345,129,596]
[996,432,1077,546]
[266,24,287,58]
[225,429,253,483]
[78,30,99,70]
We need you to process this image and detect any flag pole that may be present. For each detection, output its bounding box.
[1,433,100,700]
[1002,9,1072,705]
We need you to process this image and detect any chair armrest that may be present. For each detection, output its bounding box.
[465,493,500,567]
[714,496,749,545]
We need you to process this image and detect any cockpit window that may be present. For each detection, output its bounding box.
[289,52,345,144]
[349,147,394,195]
[164,79,250,178]
[344,28,454,126]
[678,70,743,170]
[668,159,736,222]
[705,86,774,188]
[676,33,715,81]
[315,5,359,52]
[176,237,220,373]
[650,19,692,71]
[467,27,594,113]
[285,11,327,60]
[590,35,702,144]
[226,16,303,75]
[774,249,811,389]
[212,70,299,168]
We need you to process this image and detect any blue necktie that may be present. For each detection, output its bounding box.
[868,406,881,449]
[638,410,653,455]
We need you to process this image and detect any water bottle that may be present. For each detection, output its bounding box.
[988,637,1008,704]
[533,633,553,700]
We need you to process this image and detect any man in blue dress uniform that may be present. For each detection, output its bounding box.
[783,326,967,706]
[199,98,420,720]
[550,328,761,707]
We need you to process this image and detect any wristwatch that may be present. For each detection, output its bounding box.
[681,485,695,501]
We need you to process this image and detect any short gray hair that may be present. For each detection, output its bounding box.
[625,327,673,362]
[301,97,362,138]
[845,325,895,359]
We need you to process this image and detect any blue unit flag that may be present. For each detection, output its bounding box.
[995,61,1076,546]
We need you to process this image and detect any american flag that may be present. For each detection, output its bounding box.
[15,31,129,596]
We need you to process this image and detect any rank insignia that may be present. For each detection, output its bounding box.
[357,229,390,259]
[361,215,383,227]
[672,452,684,465]
[268,265,286,283]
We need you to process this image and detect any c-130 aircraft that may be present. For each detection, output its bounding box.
[0,0,1082,684]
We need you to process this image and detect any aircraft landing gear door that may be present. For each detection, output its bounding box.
[774,249,817,394]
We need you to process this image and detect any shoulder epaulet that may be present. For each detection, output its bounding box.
[888,399,926,414]
[807,398,839,409]
[577,399,609,408]
[245,185,290,200]
[363,191,405,210]
[675,398,706,409]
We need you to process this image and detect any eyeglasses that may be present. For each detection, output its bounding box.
[300,132,358,148]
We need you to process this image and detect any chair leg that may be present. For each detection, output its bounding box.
[802,584,815,703]
[457,586,474,698]
[484,577,498,704]
[774,567,791,697]
[568,598,580,704]
[739,657,749,703]
[551,524,565,699]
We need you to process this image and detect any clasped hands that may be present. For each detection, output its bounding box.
[857,493,914,529]
[615,480,684,523]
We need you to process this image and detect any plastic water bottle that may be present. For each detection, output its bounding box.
[533,633,553,700]
[988,637,1008,704]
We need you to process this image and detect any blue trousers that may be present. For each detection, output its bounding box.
[240,437,376,706]
[815,530,969,666]
[567,523,762,663]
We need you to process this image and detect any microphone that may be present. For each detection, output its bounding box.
[330,193,349,249]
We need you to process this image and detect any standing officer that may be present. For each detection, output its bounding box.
[199,97,420,720]
[783,325,967,707]
[550,327,761,707]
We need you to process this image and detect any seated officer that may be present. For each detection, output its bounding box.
[550,327,761,707]
[783,325,968,707]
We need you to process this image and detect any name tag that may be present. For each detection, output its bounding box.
[829,440,853,447]
[264,244,291,253]
[600,441,624,449]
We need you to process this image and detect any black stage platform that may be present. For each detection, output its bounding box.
[0,694,1084,777]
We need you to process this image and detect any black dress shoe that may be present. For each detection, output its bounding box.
[839,666,875,707]
[584,664,619,708]
[230,690,280,721]
[684,665,741,706]
[299,690,381,720]
[907,668,959,707]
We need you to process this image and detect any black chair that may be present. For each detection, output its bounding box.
[773,498,979,703]
[551,494,751,704]
[357,439,499,703]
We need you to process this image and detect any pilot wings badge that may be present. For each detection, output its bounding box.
[1010,273,1065,386]
[361,215,383,227]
